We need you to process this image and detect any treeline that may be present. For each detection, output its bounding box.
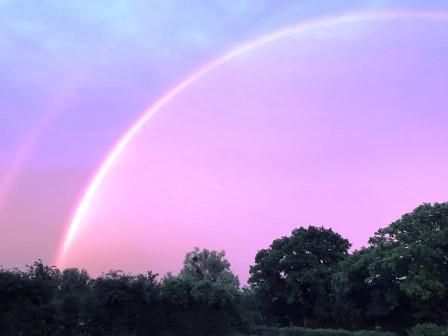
[1,203,448,336]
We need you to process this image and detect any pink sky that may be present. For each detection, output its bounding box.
[59,16,448,282]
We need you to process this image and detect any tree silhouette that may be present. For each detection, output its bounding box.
[1,203,448,335]
[249,226,351,327]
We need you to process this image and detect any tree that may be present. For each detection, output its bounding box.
[0,267,29,335]
[0,260,61,335]
[249,226,351,327]
[160,248,242,336]
[86,270,163,336]
[333,203,448,333]
[332,247,412,331]
[56,268,91,335]
[180,247,239,290]
[368,203,448,325]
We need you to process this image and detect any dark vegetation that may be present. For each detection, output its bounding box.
[1,203,448,335]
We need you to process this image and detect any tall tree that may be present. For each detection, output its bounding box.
[332,247,412,331]
[368,203,448,325]
[161,248,242,336]
[249,226,351,327]
[180,247,239,289]
[56,268,91,335]
[85,270,163,336]
[333,202,448,333]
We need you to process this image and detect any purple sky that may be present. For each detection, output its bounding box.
[1,1,448,282]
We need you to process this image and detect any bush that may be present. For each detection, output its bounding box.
[408,323,448,336]
[253,326,282,336]
[301,328,353,336]
[252,327,398,336]
[279,327,307,336]
[354,331,397,336]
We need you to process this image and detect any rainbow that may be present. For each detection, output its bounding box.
[56,10,448,267]
[0,73,89,214]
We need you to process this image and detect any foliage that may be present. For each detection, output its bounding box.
[331,247,414,331]
[0,260,61,335]
[332,203,448,332]
[180,247,239,288]
[369,203,448,323]
[1,203,448,335]
[249,226,351,327]
[252,326,398,336]
[354,332,397,336]
[85,270,163,335]
[161,247,242,336]
[408,323,448,336]
[0,251,241,336]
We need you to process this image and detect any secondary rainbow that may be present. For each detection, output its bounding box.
[56,10,448,267]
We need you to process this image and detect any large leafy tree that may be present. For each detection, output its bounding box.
[368,203,448,324]
[249,226,351,327]
[333,202,448,332]
[56,268,91,335]
[0,268,30,335]
[332,247,412,332]
[86,270,163,336]
[162,248,242,336]
[0,260,61,335]
[180,247,239,289]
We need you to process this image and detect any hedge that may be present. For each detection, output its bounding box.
[408,323,448,336]
[251,326,398,336]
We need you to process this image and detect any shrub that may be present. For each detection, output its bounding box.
[278,327,306,336]
[301,328,352,336]
[253,326,282,336]
[252,327,398,336]
[354,331,397,336]
[408,323,448,336]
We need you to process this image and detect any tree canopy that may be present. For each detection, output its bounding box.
[249,226,351,327]
[1,202,448,335]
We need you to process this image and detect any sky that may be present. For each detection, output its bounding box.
[1,1,448,282]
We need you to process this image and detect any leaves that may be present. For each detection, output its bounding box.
[249,226,351,327]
